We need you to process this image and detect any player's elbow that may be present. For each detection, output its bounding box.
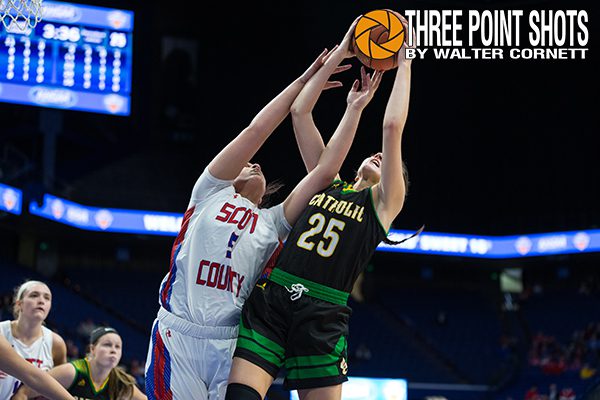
[382,119,405,136]
[290,103,309,117]
[313,166,338,187]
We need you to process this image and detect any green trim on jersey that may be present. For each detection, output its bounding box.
[368,187,389,235]
[268,268,350,305]
[68,358,109,399]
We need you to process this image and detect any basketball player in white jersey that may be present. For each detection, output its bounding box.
[0,280,67,399]
[145,31,382,400]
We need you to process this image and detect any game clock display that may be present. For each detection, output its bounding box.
[0,0,133,115]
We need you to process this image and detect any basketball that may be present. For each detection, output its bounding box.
[351,9,406,71]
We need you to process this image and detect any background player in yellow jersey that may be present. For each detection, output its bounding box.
[12,327,146,400]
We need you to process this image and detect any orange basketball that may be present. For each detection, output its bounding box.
[351,9,406,71]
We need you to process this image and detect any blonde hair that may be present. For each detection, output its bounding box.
[107,366,136,400]
[12,280,49,318]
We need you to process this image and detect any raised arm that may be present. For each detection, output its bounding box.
[283,64,383,225]
[207,50,331,181]
[1,336,74,400]
[373,15,414,230]
[290,20,358,173]
[292,60,352,172]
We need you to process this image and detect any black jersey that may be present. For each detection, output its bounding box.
[275,180,387,293]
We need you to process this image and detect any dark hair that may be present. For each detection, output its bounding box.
[90,326,119,345]
[383,225,425,245]
[259,179,285,208]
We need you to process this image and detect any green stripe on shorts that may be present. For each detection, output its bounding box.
[237,319,285,366]
[285,336,346,369]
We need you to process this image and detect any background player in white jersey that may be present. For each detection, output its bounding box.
[0,280,67,399]
[144,26,382,399]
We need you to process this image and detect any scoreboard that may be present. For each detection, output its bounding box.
[0,1,133,115]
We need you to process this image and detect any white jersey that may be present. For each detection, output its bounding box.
[156,168,290,327]
[0,320,54,400]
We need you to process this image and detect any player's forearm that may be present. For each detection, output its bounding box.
[316,104,363,178]
[208,79,305,179]
[383,63,411,134]
[22,370,73,400]
[292,115,325,173]
[248,79,305,135]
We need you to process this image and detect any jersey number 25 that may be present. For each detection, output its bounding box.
[296,213,345,258]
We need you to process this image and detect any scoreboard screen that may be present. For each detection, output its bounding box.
[0,1,133,115]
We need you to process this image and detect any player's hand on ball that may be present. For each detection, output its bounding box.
[347,66,383,110]
[340,16,362,58]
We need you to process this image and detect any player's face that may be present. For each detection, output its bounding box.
[92,333,122,369]
[356,152,382,182]
[233,163,267,200]
[18,284,51,322]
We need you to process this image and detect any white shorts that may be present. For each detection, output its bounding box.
[144,308,238,400]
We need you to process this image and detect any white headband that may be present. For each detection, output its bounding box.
[16,280,48,300]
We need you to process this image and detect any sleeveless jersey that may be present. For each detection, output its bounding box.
[156,168,291,327]
[275,181,387,293]
[0,320,54,399]
[67,359,109,400]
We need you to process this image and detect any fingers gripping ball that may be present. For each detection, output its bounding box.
[352,9,406,71]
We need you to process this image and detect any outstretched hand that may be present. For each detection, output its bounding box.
[346,66,384,110]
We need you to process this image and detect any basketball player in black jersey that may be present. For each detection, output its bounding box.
[225,15,416,400]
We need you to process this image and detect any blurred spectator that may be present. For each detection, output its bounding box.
[436,311,447,326]
[0,293,12,320]
[354,343,372,362]
[525,385,539,400]
[581,363,597,380]
[558,387,575,400]
[548,383,558,400]
[65,339,80,361]
[76,318,97,340]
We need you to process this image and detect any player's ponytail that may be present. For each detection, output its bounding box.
[259,179,285,208]
[107,366,136,400]
[383,225,425,245]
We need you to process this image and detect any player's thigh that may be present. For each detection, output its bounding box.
[298,384,343,400]
[207,338,236,400]
[145,320,209,400]
[228,356,275,399]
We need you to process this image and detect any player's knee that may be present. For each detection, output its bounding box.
[225,383,262,400]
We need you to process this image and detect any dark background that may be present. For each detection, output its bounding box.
[1,1,599,395]
[1,0,598,239]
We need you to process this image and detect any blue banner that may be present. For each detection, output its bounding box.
[29,194,182,236]
[27,193,600,259]
[379,229,600,258]
[0,183,22,215]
